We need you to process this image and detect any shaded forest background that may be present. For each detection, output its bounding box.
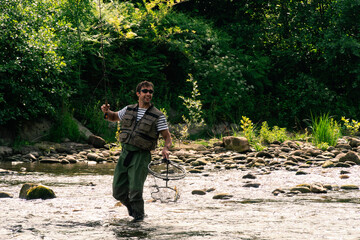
[1,0,359,142]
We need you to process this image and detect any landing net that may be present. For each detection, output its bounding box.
[148,158,186,203]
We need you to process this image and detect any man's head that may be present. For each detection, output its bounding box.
[136,81,154,93]
[136,81,154,107]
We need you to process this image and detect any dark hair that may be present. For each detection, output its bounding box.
[136,81,154,93]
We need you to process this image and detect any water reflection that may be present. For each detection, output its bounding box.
[0,161,116,175]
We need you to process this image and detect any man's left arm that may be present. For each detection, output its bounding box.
[160,129,172,159]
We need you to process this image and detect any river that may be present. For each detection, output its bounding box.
[1,161,360,240]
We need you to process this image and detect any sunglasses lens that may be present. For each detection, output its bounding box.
[141,89,153,94]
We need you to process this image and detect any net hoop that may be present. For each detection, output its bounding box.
[148,158,186,181]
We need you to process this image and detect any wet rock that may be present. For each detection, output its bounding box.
[223,136,250,153]
[349,137,360,148]
[19,183,39,199]
[243,183,260,188]
[256,151,273,158]
[336,143,352,149]
[188,169,203,173]
[340,185,359,190]
[87,153,99,161]
[0,192,13,198]
[295,170,308,175]
[65,155,77,163]
[39,158,61,164]
[322,160,335,168]
[339,175,349,179]
[290,186,311,193]
[88,135,106,148]
[334,162,351,168]
[336,151,360,165]
[26,185,56,200]
[60,159,70,164]
[192,190,206,195]
[272,188,285,196]
[242,173,256,179]
[212,193,233,200]
[310,184,327,193]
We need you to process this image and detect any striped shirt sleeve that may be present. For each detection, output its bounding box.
[117,106,128,120]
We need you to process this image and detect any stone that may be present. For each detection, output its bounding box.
[340,185,359,190]
[87,153,99,161]
[290,187,311,193]
[212,193,233,200]
[19,183,39,199]
[296,170,308,175]
[336,151,360,165]
[26,185,56,200]
[188,169,203,173]
[88,135,106,148]
[243,183,260,188]
[242,173,256,179]
[222,136,250,153]
[256,151,273,158]
[0,192,13,198]
[322,160,334,168]
[310,184,327,193]
[192,190,206,195]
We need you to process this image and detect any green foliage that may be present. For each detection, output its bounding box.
[47,110,85,143]
[341,117,360,136]
[259,121,288,144]
[310,113,342,148]
[240,116,255,144]
[2,0,360,140]
[0,0,82,125]
[76,100,115,142]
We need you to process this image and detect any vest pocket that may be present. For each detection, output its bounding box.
[119,132,129,142]
[122,115,134,127]
[138,118,152,132]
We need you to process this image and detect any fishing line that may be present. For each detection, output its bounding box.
[148,158,186,203]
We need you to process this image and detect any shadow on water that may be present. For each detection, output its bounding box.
[0,161,116,175]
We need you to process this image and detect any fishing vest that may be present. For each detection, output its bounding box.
[119,104,163,151]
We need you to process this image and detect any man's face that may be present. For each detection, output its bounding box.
[137,86,153,105]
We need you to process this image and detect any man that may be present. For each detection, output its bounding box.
[101,81,172,221]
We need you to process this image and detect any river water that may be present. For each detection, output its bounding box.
[1,161,360,240]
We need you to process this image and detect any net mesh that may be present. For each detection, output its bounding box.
[148,159,185,203]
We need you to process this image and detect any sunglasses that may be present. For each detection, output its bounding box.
[140,89,154,94]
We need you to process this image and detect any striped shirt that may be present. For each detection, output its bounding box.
[117,106,168,132]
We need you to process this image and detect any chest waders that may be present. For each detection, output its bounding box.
[113,143,151,221]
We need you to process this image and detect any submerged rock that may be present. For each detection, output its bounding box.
[26,185,56,200]
[19,183,56,200]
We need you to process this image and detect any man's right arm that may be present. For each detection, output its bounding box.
[101,104,120,122]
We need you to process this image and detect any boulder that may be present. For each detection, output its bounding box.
[26,185,56,200]
[336,151,360,165]
[19,183,39,199]
[20,183,56,200]
[222,136,250,153]
[88,135,106,148]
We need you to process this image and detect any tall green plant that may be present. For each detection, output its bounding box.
[310,113,341,148]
